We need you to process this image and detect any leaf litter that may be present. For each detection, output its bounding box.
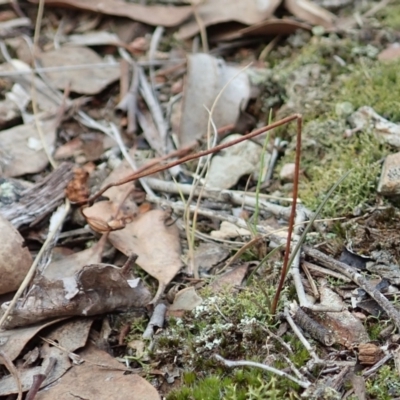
[0,0,400,399]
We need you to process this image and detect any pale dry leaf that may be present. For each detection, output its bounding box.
[378,44,400,62]
[169,287,202,311]
[29,0,192,28]
[0,60,60,114]
[178,54,250,147]
[0,117,56,177]
[177,0,281,39]
[210,264,249,293]
[206,133,266,189]
[284,0,337,29]
[210,221,251,240]
[0,214,32,295]
[35,342,160,400]
[37,46,120,95]
[109,209,183,302]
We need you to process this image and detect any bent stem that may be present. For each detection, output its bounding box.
[271,116,302,315]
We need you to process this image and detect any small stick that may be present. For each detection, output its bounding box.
[0,350,22,400]
[121,254,138,277]
[303,245,400,331]
[271,116,302,313]
[25,357,57,400]
[0,201,70,329]
[78,114,302,205]
[293,306,336,346]
[143,303,167,340]
[284,305,323,364]
[214,354,311,389]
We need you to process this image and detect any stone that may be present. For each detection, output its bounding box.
[377,152,400,197]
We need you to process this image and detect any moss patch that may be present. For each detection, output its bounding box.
[155,286,309,399]
[270,34,399,217]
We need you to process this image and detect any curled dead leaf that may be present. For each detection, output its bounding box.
[81,201,136,233]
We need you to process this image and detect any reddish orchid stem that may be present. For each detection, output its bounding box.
[271,115,302,314]
[79,114,301,206]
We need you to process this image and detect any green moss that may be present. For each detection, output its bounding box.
[271,35,399,218]
[339,59,400,121]
[299,130,386,217]
[366,364,400,399]
[167,372,299,400]
[157,285,306,399]
[376,4,400,29]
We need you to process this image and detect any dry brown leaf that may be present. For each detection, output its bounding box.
[0,117,56,177]
[43,239,104,281]
[37,46,120,95]
[30,0,192,28]
[314,285,370,348]
[35,343,161,400]
[110,209,183,303]
[45,318,94,353]
[0,214,32,295]
[284,0,336,29]
[0,318,67,364]
[1,264,151,329]
[210,264,249,293]
[238,18,311,37]
[177,0,281,39]
[378,44,400,62]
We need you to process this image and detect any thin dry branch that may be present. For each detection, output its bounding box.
[303,245,400,331]
[79,114,302,205]
[0,162,73,228]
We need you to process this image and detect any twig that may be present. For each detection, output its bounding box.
[143,303,167,340]
[148,26,164,93]
[138,65,168,152]
[362,353,393,378]
[79,114,302,205]
[302,261,351,282]
[274,170,351,312]
[302,261,319,299]
[0,350,22,400]
[270,116,302,314]
[0,201,70,329]
[0,162,73,228]
[284,305,323,364]
[25,357,56,400]
[147,196,275,236]
[293,305,336,346]
[303,246,400,330]
[144,178,292,218]
[214,354,311,389]
[109,122,155,197]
